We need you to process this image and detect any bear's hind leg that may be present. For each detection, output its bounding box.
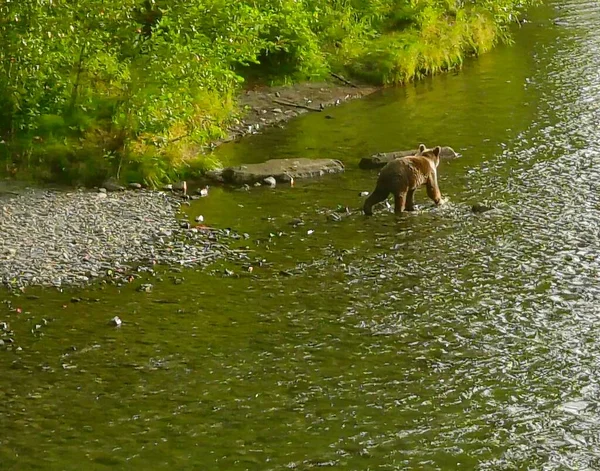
[405,189,416,211]
[363,188,390,215]
[393,191,407,214]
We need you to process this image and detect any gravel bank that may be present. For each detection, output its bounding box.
[0,188,242,288]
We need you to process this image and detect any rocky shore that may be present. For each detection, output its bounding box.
[0,188,245,289]
[212,80,378,149]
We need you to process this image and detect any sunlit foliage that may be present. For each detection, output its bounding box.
[0,0,538,185]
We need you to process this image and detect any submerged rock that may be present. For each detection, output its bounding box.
[471,202,496,213]
[110,316,122,327]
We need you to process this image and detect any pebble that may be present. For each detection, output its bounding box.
[264,177,277,188]
[110,316,122,327]
[0,189,241,288]
[102,178,125,192]
[472,202,496,213]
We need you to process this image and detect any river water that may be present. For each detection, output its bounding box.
[3,1,600,469]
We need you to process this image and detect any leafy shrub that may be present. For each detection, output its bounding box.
[0,0,539,184]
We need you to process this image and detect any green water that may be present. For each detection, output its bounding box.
[4,1,600,469]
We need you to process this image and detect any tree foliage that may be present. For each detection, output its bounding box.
[0,0,538,185]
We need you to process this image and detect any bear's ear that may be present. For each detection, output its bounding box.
[418,144,426,153]
[433,146,441,157]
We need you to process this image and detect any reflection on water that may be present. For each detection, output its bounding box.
[3,0,600,469]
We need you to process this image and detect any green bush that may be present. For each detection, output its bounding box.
[0,0,539,185]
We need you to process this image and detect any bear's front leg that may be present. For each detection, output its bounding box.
[393,191,407,214]
[426,181,442,205]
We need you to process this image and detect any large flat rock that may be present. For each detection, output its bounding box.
[358,146,459,169]
[211,158,345,185]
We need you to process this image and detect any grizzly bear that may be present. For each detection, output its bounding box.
[363,144,443,215]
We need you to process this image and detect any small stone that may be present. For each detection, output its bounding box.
[327,213,342,222]
[0,322,8,331]
[197,187,209,197]
[289,218,304,226]
[137,284,153,293]
[195,215,204,223]
[163,184,173,191]
[272,108,283,114]
[254,182,262,187]
[0,339,4,346]
[128,183,142,190]
[173,181,187,194]
[102,178,125,192]
[275,91,281,97]
[472,203,495,213]
[263,177,276,188]
[110,316,122,327]
[359,191,370,197]
[180,221,191,229]
[98,188,107,194]
[241,184,250,191]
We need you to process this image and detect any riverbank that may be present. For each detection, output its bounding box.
[0,188,251,289]
[0,0,538,186]
[211,80,378,150]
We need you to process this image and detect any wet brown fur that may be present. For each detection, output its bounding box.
[363,144,442,215]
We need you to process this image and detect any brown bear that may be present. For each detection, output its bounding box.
[363,144,443,215]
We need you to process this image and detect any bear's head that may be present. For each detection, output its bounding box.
[419,146,441,167]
